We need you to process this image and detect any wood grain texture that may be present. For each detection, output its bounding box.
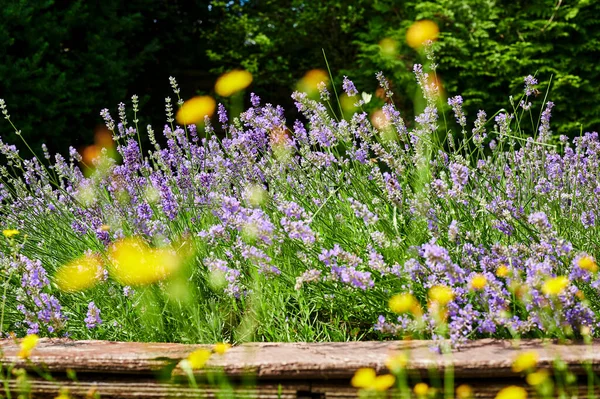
[1,339,599,398]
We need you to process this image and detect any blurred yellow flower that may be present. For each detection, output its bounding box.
[389,293,419,314]
[351,368,395,391]
[372,374,396,391]
[187,348,212,369]
[379,38,398,57]
[495,385,527,399]
[215,70,253,97]
[385,352,408,373]
[18,334,39,359]
[578,255,598,273]
[108,237,181,286]
[414,382,429,396]
[297,69,329,94]
[214,342,231,355]
[2,229,19,238]
[541,276,569,296]
[526,370,550,386]
[55,253,104,292]
[428,285,454,305]
[176,96,216,125]
[512,351,539,373]
[351,368,376,388]
[406,20,439,49]
[470,274,487,290]
[54,393,70,399]
[340,94,358,113]
[496,264,510,278]
[456,384,473,399]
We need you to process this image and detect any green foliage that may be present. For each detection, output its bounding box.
[2,0,600,155]
[205,0,600,136]
[0,0,213,154]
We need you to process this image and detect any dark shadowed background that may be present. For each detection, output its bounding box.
[1,0,599,156]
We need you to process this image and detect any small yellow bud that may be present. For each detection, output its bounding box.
[214,342,231,355]
[372,374,395,391]
[495,386,527,399]
[414,382,429,396]
[186,348,212,369]
[385,353,408,373]
[456,384,473,399]
[389,293,418,314]
[496,264,510,278]
[351,368,376,388]
[541,276,569,296]
[526,370,550,386]
[2,229,19,238]
[512,351,539,373]
[470,274,487,290]
[428,285,454,305]
[578,255,598,273]
[18,334,39,359]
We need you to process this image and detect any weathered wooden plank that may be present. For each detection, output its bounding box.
[1,339,599,378]
[1,339,599,398]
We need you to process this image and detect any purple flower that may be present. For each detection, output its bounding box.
[448,95,466,127]
[342,76,358,97]
[528,211,552,232]
[218,103,228,124]
[524,75,538,96]
[85,302,102,329]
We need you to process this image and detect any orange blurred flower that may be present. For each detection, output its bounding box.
[176,96,216,125]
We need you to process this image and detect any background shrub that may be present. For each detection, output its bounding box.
[2,0,599,154]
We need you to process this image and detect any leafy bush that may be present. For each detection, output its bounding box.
[0,0,213,154]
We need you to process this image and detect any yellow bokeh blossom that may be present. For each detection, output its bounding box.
[512,351,539,373]
[541,276,569,296]
[578,255,598,273]
[495,386,527,399]
[176,96,216,125]
[406,20,439,49]
[351,368,395,391]
[414,382,430,396]
[55,253,104,292]
[214,342,231,355]
[297,69,329,95]
[470,274,487,290]
[389,293,419,314]
[379,38,398,57]
[18,334,39,359]
[186,348,212,369]
[526,370,550,386]
[108,237,181,286]
[456,384,473,399]
[385,352,408,373]
[428,285,454,305]
[496,264,510,278]
[215,70,253,97]
[371,374,396,391]
[2,229,19,238]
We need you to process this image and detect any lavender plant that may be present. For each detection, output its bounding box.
[0,61,599,347]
